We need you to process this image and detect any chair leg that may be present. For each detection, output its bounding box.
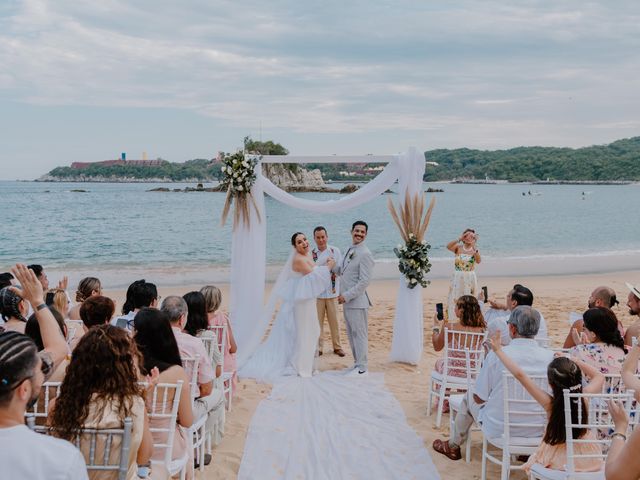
[481,436,488,480]
[501,448,510,480]
[427,378,434,416]
[435,382,446,428]
[465,430,471,463]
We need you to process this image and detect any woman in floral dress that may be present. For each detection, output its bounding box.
[445,229,481,320]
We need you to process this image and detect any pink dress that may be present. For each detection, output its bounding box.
[209,311,238,395]
[523,430,603,474]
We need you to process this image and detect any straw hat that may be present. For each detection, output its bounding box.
[626,282,640,300]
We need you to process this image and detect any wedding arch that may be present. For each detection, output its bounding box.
[230,147,429,369]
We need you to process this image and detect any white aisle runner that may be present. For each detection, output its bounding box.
[238,372,441,480]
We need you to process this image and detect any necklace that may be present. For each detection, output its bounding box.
[461,244,474,253]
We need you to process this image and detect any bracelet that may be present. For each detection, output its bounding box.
[432,327,440,334]
[611,432,627,441]
[36,303,47,311]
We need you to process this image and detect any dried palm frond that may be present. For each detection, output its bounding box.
[387,192,436,243]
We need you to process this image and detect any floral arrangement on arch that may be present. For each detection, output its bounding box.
[388,193,435,289]
[220,152,261,228]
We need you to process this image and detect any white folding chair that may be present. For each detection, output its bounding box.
[27,416,134,480]
[25,381,62,426]
[428,328,487,428]
[449,349,485,462]
[481,373,549,480]
[529,389,635,480]
[208,324,233,411]
[182,355,208,474]
[146,381,188,480]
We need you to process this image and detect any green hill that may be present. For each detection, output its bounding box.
[423,136,640,182]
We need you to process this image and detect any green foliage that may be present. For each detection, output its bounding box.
[243,136,296,172]
[423,137,640,181]
[394,235,432,289]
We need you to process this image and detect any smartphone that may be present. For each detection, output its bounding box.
[482,286,488,303]
[115,317,129,329]
[436,303,444,320]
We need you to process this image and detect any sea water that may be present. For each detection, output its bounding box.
[1,180,639,287]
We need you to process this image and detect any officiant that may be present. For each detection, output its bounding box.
[312,226,346,357]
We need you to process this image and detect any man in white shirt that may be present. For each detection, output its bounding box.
[483,283,548,345]
[112,280,159,331]
[0,264,88,479]
[433,305,553,461]
[312,226,345,357]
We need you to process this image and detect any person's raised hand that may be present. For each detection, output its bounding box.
[57,276,68,291]
[608,400,629,434]
[10,263,45,307]
[487,331,502,352]
[570,327,583,345]
[146,367,160,389]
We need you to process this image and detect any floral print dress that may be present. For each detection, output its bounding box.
[446,253,478,320]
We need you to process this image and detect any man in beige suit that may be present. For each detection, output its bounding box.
[312,226,346,357]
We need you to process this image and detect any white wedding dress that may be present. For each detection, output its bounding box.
[240,259,330,382]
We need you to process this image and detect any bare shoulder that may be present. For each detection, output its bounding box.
[160,365,188,383]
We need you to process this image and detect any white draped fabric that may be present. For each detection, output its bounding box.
[238,372,441,479]
[232,149,427,371]
[390,147,427,364]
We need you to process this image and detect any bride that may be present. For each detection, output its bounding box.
[240,232,335,382]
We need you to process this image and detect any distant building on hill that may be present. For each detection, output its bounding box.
[70,159,165,169]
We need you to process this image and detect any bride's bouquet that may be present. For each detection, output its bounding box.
[388,193,435,289]
[220,151,261,228]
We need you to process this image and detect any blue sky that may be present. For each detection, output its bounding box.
[1,0,639,179]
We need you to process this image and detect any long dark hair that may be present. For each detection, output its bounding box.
[583,307,626,352]
[122,280,144,314]
[133,307,182,374]
[543,357,587,445]
[183,291,209,337]
[50,325,143,441]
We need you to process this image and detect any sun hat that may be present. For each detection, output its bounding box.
[626,282,640,300]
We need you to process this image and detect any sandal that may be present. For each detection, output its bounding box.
[432,439,462,461]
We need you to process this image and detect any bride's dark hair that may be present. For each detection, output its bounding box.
[291,232,304,246]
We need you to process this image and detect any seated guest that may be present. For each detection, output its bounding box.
[623,282,640,346]
[47,288,71,319]
[563,286,621,348]
[0,286,29,333]
[49,325,154,480]
[432,295,486,377]
[112,280,158,331]
[432,306,553,461]
[161,296,225,456]
[201,285,237,395]
[183,291,222,377]
[68,277,102,321]
[483,284,548,345]
[570,307,626,374]
[80,296,115,332]
[0,272,15,289]
[488,332,605,474]
[25,309,70,382]
[133,308,194,472]
[0,264,85,479]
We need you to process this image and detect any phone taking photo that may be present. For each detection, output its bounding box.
[482,286,488,303]
[436,302,444,320]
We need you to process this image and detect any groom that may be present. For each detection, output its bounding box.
[337,220,375,376]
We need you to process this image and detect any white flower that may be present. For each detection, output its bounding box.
[410,278,417,284]
[233,172,239,178]
[242,161,249,168]
[237,185,244,191]
[221,166,227,173]
[397,244,402,249]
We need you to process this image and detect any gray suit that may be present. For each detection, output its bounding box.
[337,243,375,370]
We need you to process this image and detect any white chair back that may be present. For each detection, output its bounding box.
[27,416,133,480]
[26,381,62,424]
[562,389,635,477]
[502,373,549,442]
[145,381,184,471]
[442,328,487,379]
[207,324,227,373]
[181,355,201,401]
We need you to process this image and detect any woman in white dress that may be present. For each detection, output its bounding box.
[445,229,481,321]
[240,232,334,382]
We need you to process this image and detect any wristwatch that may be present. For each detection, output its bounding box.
[611,432,627,441]
[36,303,48,311]
[432,327,440,334]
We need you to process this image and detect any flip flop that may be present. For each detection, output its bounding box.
[432,439,462,461]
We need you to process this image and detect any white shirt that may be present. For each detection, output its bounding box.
[111,311,136,330]
[473,338,554,439]
[0,424,88,479]
[312,245,342,299]
[482,306,548,344]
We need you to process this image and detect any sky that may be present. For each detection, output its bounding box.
[1,0,639,180]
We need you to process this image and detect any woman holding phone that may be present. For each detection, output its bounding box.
[445,229,481,320]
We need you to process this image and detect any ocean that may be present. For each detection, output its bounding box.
[1,180,639,288]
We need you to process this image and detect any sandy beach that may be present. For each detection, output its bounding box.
[103,270,640,479]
